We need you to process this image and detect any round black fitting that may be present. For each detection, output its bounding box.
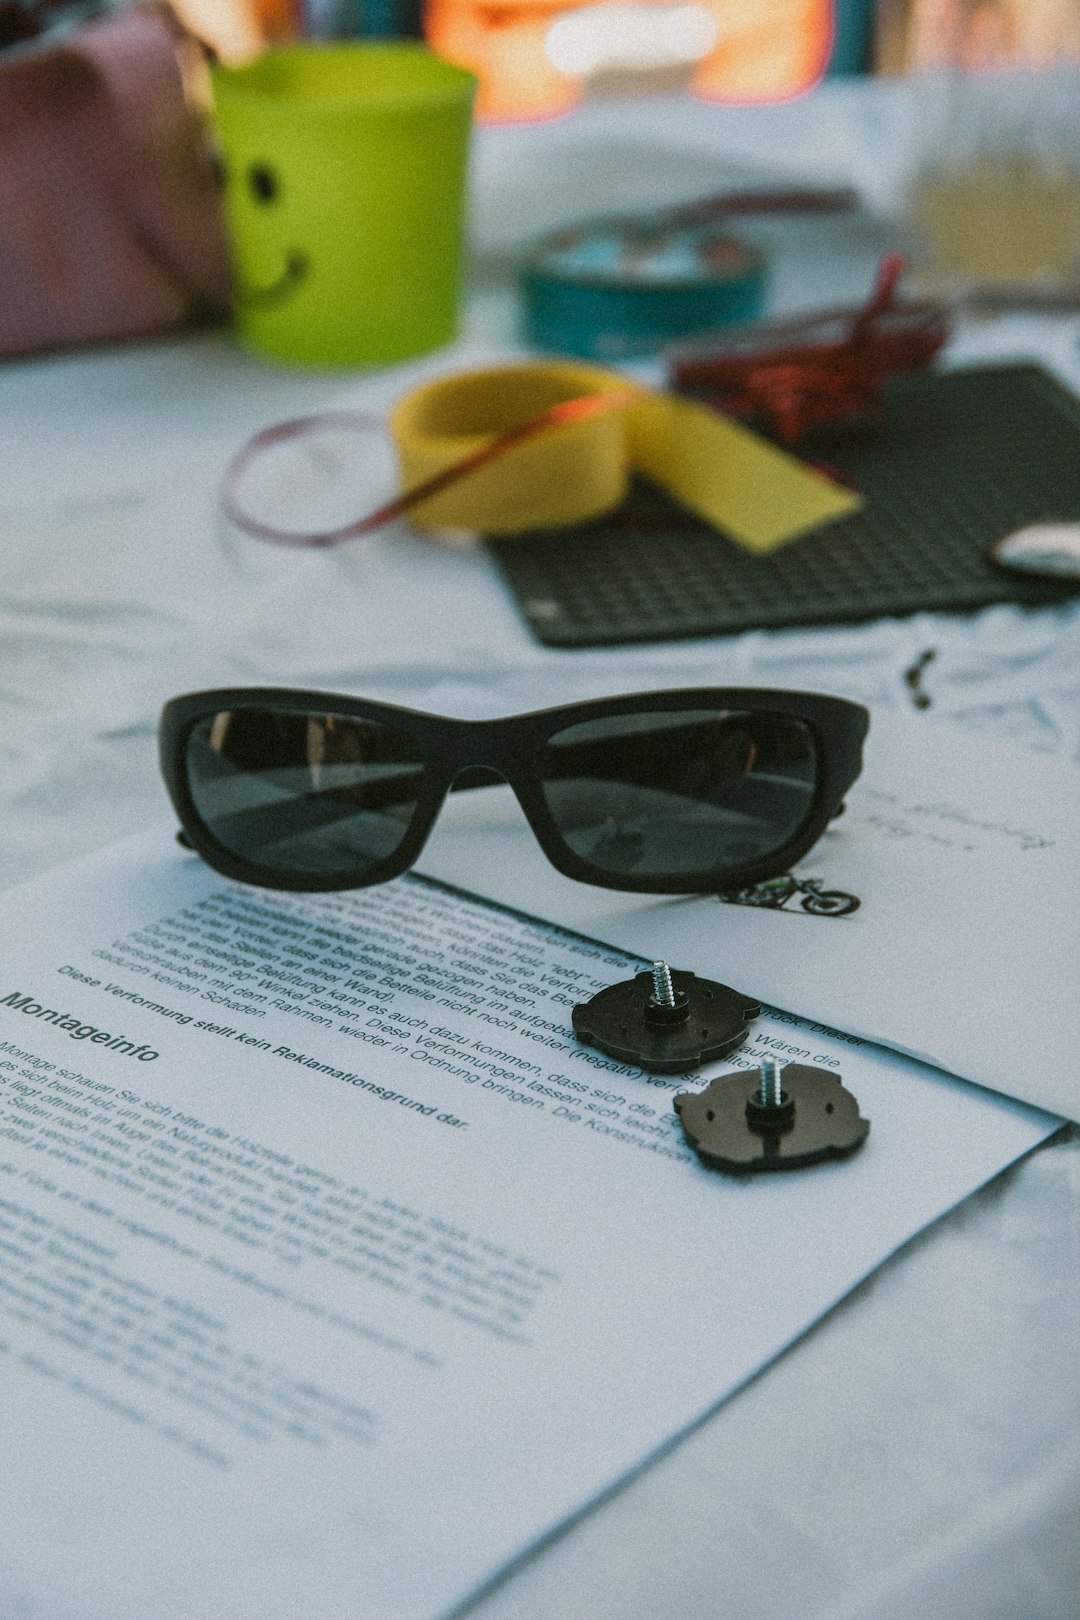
[644,990,691,1026]
[745,1091,796,1134]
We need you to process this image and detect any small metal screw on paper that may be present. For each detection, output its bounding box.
[758,1055,783,1109]
[673,1053,870,1174]
[571,958,760,1075]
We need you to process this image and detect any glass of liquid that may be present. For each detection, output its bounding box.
[905,64,1080,299]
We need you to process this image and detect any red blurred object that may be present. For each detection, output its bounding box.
[670,254,950,445]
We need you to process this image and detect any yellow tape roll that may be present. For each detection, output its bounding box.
[390,361,860,551]
[390,362,638,535]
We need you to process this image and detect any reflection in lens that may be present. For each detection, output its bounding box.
[185,709,424,877]
[538,709,817,880]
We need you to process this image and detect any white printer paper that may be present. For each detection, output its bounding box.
[419,708,1080,1121]
[0,831,1056,1620]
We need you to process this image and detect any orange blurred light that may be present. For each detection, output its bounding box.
[427,0,586,121]
[426,0,835,121]
[692,0,833,102]
[170,0,300,63]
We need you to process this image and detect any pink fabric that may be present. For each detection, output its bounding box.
[0,5,232,358]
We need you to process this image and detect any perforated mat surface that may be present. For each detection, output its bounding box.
[489,363,1080,647]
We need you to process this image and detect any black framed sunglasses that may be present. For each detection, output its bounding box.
[159,687,869,896]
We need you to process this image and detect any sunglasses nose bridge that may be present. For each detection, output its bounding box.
[448,763,509,792]
[438,714,530,790]
[441,718,542,829]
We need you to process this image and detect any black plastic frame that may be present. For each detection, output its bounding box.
[159,685,869,896]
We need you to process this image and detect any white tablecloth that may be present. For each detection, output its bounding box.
[2,78,1078,1620]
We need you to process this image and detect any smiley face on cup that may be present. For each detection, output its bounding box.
[211,44,475,367]
[222,157,310,308]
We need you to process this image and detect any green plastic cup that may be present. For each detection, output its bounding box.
[211,44,476,368]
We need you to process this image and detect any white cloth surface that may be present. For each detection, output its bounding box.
[1,78,1078,1620]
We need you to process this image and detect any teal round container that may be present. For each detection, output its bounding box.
[522,218,766,361]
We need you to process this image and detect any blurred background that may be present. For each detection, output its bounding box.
[4,0,1080,365]
[6,1,1080,117]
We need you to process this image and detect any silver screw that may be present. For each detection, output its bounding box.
[759,1056,783,1109]
[651,961,676,1007]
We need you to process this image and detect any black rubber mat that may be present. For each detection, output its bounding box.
[489,363,1080,647]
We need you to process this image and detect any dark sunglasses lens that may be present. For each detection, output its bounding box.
[538,709,817,879]
[183,708,424,878]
